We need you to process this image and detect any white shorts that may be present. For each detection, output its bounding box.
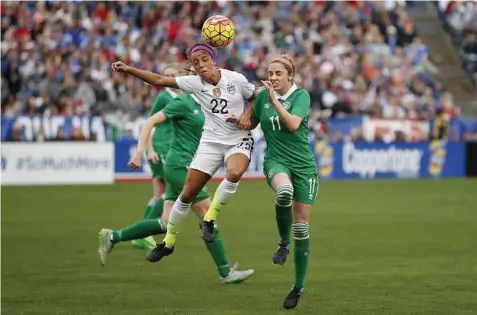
[189,136,254,176]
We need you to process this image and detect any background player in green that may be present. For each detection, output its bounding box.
[131,63,178,250]
[98,68,254,283]
[226,54,319,309]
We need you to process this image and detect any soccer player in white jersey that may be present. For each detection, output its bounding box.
[111,43,255,262]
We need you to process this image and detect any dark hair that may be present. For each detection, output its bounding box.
[189,43,216,60]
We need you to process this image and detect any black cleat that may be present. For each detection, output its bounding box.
[146,242,174,263]
[283,286,304,309]
[201,220,215,243]
[272,243,290,265]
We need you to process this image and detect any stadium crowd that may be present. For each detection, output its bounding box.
[438,0,477,85]
[0,1,468,142]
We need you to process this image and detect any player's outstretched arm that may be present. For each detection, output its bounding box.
[128,112,168,170]
[111,61,179,88]
[262,81,302,132]
[146,133,159,164]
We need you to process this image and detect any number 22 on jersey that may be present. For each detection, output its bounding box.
[211,99,229,114]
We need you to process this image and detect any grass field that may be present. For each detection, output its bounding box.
[2,179,477,315]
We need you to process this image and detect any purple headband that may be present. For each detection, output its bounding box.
[190,44,216,60]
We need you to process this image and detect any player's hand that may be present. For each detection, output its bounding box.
[111,61,131,74]
[237,115,252,130]
[226,114,239,124]
[148,151,160,164]
[261,80,275,101]
[128,152,143,170]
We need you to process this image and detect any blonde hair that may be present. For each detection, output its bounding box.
[163,62,188,76]
[271,54,295,75]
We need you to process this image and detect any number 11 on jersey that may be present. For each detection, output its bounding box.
[270,115,281,131]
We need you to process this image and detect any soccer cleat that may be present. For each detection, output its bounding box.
[131,237,156,250]
[146,242,174,263]
[283,286,304,309]
[98,229,114,266]
[272,243,290,265]
[200,220,215,243]
[220,262,254,284]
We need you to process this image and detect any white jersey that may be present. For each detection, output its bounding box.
[175,68,255,145]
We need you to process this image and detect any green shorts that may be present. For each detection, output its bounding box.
[148,158,165,180]
[164,165,209,204]
[263,159,319,204]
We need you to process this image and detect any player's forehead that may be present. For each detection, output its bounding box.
[268,62,287,72]
[163,67,177,76]
[190,50,211,61]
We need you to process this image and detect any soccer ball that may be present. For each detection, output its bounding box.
[201,15,235,48]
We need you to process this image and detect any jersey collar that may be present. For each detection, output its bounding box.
[274,83,298,101]
[165,88,178,99]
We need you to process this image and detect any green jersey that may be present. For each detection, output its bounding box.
[162,94,204,167]
[150,90,175,155]
[252,86,316,172]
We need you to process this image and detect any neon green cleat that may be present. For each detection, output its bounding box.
[131,237,156,250]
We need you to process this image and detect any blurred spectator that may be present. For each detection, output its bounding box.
[432,108,450,140]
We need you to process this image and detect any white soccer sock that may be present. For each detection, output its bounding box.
[214,178,239,206]
[168,197,192,227]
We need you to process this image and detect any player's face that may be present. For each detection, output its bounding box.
[190,50,215,80]
[164,67,178,78]
[268,63,292,93]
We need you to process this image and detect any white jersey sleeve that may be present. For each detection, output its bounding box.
[175,75,202,94]
[233,72,255,100]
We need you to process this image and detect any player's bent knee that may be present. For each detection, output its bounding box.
[276,184,294,207]
[291,222,309,240]
[225,170,243,183]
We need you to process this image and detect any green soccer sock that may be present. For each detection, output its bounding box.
[204,227,230,278]
[275,185,293,245]
[146,195,165,219]
[292,222,310,289]
[112,219,167,244]
[142,198,155,219]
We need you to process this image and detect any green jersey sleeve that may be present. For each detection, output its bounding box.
[252,90,266,120]
[162,97,186,120]
[149,93,170,116]
[290,90,311,119]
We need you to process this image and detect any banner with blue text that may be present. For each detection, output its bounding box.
[114,139,465,181]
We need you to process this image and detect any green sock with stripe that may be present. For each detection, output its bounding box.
[112,219,167,244]
[145,195,165,219]
[292,222,310,289]
[275,185,293,245]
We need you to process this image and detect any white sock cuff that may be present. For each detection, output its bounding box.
[292,222,309,240]
[223,178,239,191]
[147,198,157,206]
[174,197,192,213]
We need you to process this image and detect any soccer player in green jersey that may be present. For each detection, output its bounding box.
[227,54,318,309]
[131,63,178,251]
[98,67,254,283]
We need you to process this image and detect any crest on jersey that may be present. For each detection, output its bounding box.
[225,82,236,95]
[264,103,270,109]
[193,109,200,114]
[282,102,291,110]
[268,168,275,178]
[212,87,221,97]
